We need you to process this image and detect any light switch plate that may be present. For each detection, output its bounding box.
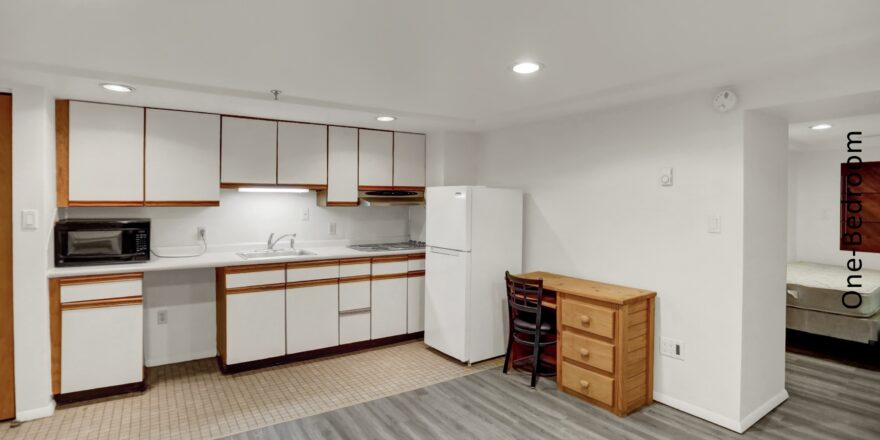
[21,209,38,230]
[328,222,337,236]
[708,215,722,234]
[301,208,310,221]
[660,168,673,186]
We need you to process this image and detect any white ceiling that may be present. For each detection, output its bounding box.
[2,0,880,131]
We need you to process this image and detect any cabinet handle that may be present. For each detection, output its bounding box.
[579,315,591,325]
[579,380,590,389]
[579,348,590,357]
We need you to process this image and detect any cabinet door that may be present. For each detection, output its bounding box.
[326,126,358,204]
[407,275,425,333]
[339,311,371,344]
[358,129,392,188]
[278,122,327,186]
[371,277,408,339]
[393,132,425,188]
[61,304,143,393]
[225,289,286,364]
[145,109,220,204]
[67,101,144,204]
[221,116,277,185]
[286,282,339,354]
[339,279,370,311]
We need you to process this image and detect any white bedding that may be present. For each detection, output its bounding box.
[787,262,880,318]
[787,262,880,294]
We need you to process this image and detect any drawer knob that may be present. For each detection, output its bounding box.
[579,315,591,325]
[579,380,590,389]
[579,348,590,357]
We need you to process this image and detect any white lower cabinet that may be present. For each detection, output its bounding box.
[407,275,425,334]
[286,282,339,354]
[339,311,371,344]
[61,304,143,394]
[371,277,408,339]
[225,290,286,364]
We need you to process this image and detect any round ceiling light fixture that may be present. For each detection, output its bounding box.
[810,123,832,130]
[100,83,134,93]
[512,61,543,74]
[376,115,397,122]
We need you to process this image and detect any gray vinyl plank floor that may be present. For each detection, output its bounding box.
[224,352,880,440]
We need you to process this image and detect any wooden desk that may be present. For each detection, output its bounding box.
[514,271,656,416]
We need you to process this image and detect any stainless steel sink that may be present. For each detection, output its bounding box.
[236,249,316,260]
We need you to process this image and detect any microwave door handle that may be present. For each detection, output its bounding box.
[63,252,144,259]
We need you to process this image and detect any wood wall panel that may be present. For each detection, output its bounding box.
[0,93,14,420]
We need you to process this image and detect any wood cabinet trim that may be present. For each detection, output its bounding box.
[215,269,227,365]
[220,183,327,190]
[287,260,340,269]
[68,201,145,207]
[223,264,286,274]
[55,100,70,207]
[339,257,372,265]
[358,185,394,191]
[226,283,287,295]
[49,278,61,395]
[407,254,425,260]
[392,186,425,192]
[339,275,371,284]
[60,295,143,310]
[144,201,220,207]
[371,273,408,281]
[324,201,359,207]
[406,270,425,278]
[372,255,409,263]
[56,272,144,286]
[286,278,339,289]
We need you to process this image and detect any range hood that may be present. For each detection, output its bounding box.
[359,190,425,206]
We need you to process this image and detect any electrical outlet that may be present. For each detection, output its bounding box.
[197,226,207,240]
[707,216,721,234]
[157,309,168,325]
[660,337,684,360]
[301,208,310,221]
[328,222,337,236]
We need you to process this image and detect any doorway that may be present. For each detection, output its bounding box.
[0,92,14,420]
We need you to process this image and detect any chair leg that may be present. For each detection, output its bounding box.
[530,334,541,388]
[502,327,514,374]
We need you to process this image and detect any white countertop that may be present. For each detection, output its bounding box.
[47,245,426,278]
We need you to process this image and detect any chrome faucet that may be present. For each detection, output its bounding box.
[267,233,296,250]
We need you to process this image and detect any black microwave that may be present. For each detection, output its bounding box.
[54,219,150,267]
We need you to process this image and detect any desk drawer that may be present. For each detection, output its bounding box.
[561,331,615,374]
[561,361,614,406]
[561,300,615,339]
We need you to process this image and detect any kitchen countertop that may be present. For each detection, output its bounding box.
[47,246,426,278]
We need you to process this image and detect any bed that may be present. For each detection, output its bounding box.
[786,262,880,344]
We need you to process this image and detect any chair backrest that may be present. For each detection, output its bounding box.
[505,271,544,316]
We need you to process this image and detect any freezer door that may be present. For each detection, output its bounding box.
[426,186,471,251]
[424,246,470,362]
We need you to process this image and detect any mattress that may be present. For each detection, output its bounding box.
[786,262,880,318]
[786,306,880,344]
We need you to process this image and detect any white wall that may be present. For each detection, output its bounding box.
[475,90,749,429]
[789,147,880,269]
[740,111,789,424]
[3,82,57,421]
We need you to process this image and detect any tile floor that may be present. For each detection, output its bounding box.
[0,341,501,440]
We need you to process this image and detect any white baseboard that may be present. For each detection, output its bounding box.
[145,350,217,367]
[653,391,742,433]
[739,389,789,432]
[654,388,789,434]
[16,400,55,421]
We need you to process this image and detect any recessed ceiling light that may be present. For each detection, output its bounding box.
[100,83,134,93]
[238,187,309,193]
[376,116,396,122]
[512,62,542,74]
[810,123,832,130]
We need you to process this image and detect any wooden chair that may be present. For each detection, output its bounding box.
[503,271,557,387]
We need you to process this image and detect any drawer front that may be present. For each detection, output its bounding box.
[561,331,615,373]
[561,361,614,406]
[372,261,408,276]
[339,280,371,311]
[339,311,371,344]
[287,264,340,283]
[407,257,425,272]
[339,262,371,277]
[226,269,285,289]
[561,300,616,339]
[61,279,143,303]
[61,304,143,393]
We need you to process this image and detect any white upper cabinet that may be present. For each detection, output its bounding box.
[145,109,221,204]
[67,101,144,204]
[358,129,393,188]
[326,126,359,204]
[278,122,327,186]
[221,117,277,185]
[393,132,426,188]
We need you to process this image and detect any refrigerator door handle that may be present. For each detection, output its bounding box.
[429,248,460,257]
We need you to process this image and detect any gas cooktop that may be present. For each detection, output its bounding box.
[348,241,426,252]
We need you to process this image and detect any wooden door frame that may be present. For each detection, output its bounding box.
[0,92,14,421]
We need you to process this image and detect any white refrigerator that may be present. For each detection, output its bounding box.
[424,186,523,364]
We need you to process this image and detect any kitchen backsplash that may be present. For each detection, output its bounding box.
[62,189,415,248]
